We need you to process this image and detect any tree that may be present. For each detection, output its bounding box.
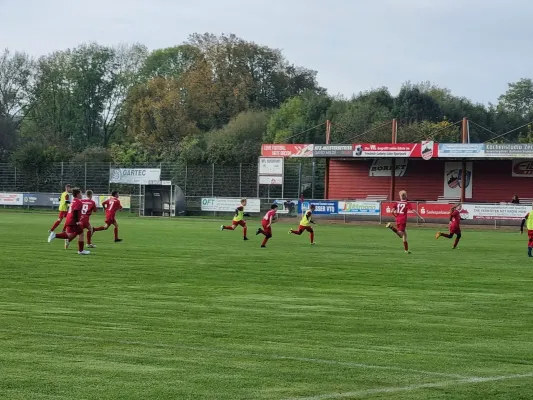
[393,85,443,123]
[0,49,34,122]
[140,45,199,80]
[123,77,199,157]
[498,78,533,118]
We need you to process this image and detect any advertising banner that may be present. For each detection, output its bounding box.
[417,203,455,220]
[369,158,408,176]
[201,198,261,213]
[93,195,131,209]
[313,144,353,157]
[109,168,161,185]
[273,199,298,215]
[352,142,439,158]
[485,143,533,158]
[298,200,337,215]
[461,203,530,220]
[261,144,314,158]
[444,162,473,199]
[438,143,485,157]
[512,159,533,177]
[258,157,284,175]
[0,192,24,206]
[258,176,283,185]
[338,201,380,215]
[23,193,59,207]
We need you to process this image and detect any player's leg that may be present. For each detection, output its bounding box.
[77,227,89,255]
[527,230,533,256]
[49,226,76,243]
[437,232,453,239]
[452,232,461,249]
[306,226,315,244]
[261,227,272,248]
[401,230,410,253]
[49,213,64,232]
[289,225,304,235]
[113,221,122,242]
[242,221,248,240]
[386,222,402,238]
[87,224,96,248]
[93,223,108,232]
[221,222,237,231]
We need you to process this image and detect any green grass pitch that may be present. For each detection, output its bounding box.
[1,213,533,399]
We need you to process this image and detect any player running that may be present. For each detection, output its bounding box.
[289,204,316,245]
[386,190,425,253]
[256,204,278,248]
[47,188,90,255]
[520,208,533,257]
[81,190,98,248]
[93,191,123,242]
[49,184,71,233]
[436,203,463,249]
[221,198,251,240]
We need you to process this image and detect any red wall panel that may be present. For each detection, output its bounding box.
[328,159,533,202]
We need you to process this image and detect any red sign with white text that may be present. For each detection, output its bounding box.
[261,144,314,158]
[353,142,439,159]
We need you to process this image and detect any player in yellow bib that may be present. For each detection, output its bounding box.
[49,184,72,233]
[520,209,533,257]
[221,199,250,240]
[289,204,316,244]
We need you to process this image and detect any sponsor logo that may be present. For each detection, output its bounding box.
[421,141,434,160]
[513,160,533,176]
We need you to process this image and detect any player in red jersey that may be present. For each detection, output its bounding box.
[47,188,90,255]
[92,191,123,242]
[386,190,425,253]
[436,204,463,249]
[81,190,98,248]
[256,204,278,248]
[520,209,533,257]
[49,184,71,233]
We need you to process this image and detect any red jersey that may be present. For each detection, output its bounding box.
[103,197,122,218]
[80,199,97,223]
[393,201,413,224]
[263,209,277,222]
[65,198,83,226]
[450,209,461,228]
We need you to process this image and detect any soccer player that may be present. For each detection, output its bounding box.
[81,190,98,248]
[93,191,123,242]
[385,190,425,253]
[520,209,533,257]
[47,188,90,255]
[49,184,71,232]
[256,204,278,248]
[221,198,251,240]
[436,204,463,249]
[289,204,316,244]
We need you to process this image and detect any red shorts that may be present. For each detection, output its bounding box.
[528,230,533,241]
[449,225,461,235]
[232,220,246,227]
[66,225,83,235]
[105,217,117,225]
[58,211,68,219]
[298,225,313,232]
[396,223,407,233]
[261,220,272,235]
[80,220,91,230]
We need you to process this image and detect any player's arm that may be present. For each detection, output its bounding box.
[73,205,81,225]
[102,199,109,210]
[411,205,425,222]
[118,200,123,211]
[307,211,316,224]
[234,206,242,217]
[64,193,70,204]
[521,214,528,234]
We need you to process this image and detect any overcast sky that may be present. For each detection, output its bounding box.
[1,0,531,104]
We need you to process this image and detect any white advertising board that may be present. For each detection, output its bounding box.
[201,198,261,213]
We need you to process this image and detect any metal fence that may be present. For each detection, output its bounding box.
[0,160,326,201]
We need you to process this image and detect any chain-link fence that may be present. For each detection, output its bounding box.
[0,160,326,201]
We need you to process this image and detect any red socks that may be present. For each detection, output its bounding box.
[50,220,61,232]
[93,226,105,232]
[403,241,409,251]
[441,233,453,238]
[78,241,84,252]
[453,237,460,248]
[222,226,234,230]
[114,226,119,240]
[310,232,314,243]
[56,232,69,239]
[261,237,269,247]
[87,230,92,245]
[243,227,247,237]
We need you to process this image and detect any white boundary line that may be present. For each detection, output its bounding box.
[0,328,470,379]
[283,372,533,400]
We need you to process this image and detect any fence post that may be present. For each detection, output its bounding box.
[14,166,17,190]
[108,162,111,194]
[184,164,188,197]
[84,162,87,191]
[379,201,382,224]
[311,160,316,199]
[297,163,302,201]
[61,162,64,189]
[211,164,215,197]
[239,163,242,198]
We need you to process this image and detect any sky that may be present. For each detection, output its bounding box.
[1,0,532,104]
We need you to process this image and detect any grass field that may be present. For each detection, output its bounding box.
[1,213,533,400]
